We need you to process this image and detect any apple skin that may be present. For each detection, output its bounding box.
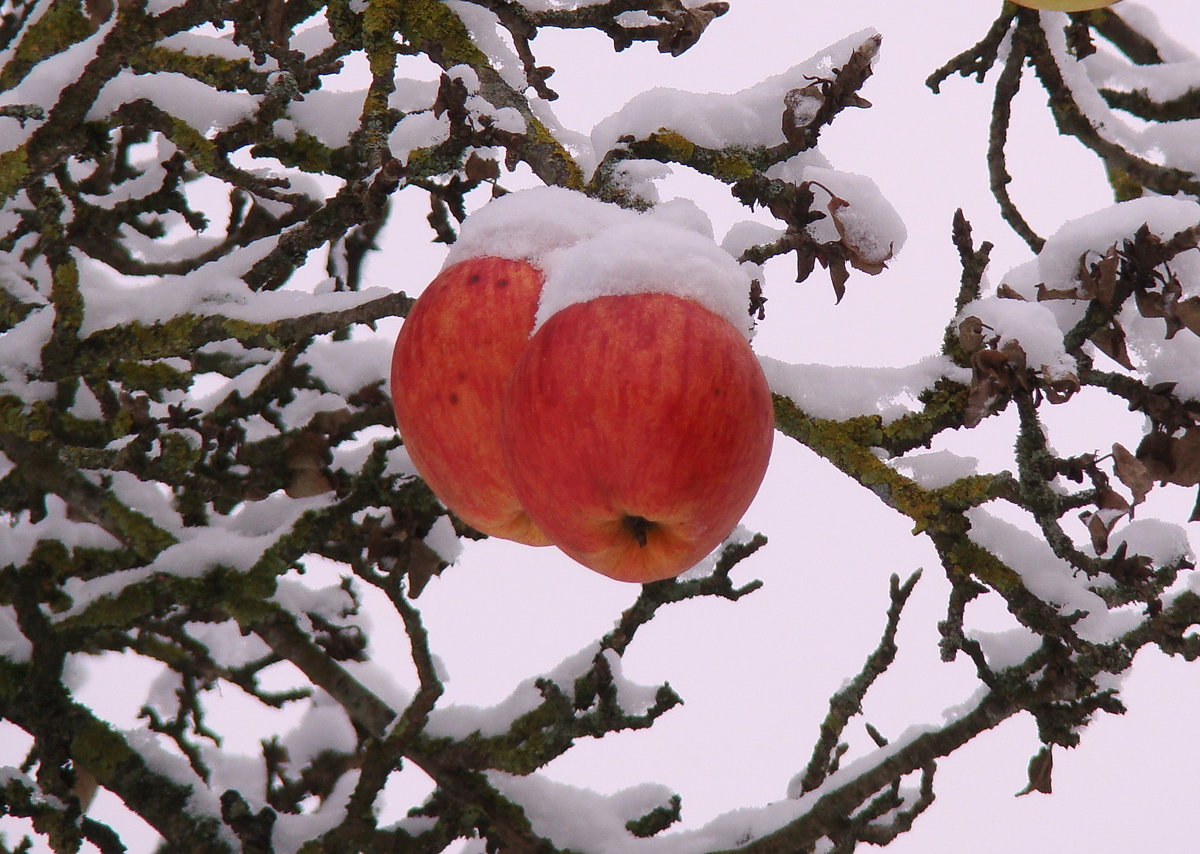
[1012,0,1117,10]
[501,292,774,583]
[391,256,551,546]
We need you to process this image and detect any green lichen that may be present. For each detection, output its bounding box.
[388,0,488,69]
[0,0,95,92]
[646,130,696,162]
[253,129,339,175]
[167,116,218,173]
[132,46,264,94]
[0,146,30,204]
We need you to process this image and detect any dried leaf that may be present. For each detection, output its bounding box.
[1104,541,1155,586]
[1136,430,1175,483]
[407,540,447,597]
[827,195,893,275]
[1112,443,1153,505]
[1000,339,1028,374]
[1016,747,1053,797]
[828,258,849,303]
[958,316,987,355]
[1168,428,1200,487]
[464,152,500,182]
[1078,245,1119,306]
[287,466,333,498]
[997,283,1027,301]
[1176,297,1200,336]
[1043,370,1080,404]
[781,85,823,146]
[1091,323,1134,370]
[1036,283,1080,302]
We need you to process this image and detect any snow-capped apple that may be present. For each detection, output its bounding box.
[391,256,551,545]
[501,292,774,583]
[1011,0,1117,10]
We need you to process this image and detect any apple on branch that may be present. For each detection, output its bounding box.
[389,188,630,546]
[391,255,551,545]
[500,220,775,583]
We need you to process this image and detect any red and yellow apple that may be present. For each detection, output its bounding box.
[1011,0,1117,10]
[500,292,774,583]
[391,256,551,546]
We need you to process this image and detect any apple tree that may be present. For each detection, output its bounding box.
[1,0,1200,852]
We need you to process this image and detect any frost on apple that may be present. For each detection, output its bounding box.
[2,1,1200,853]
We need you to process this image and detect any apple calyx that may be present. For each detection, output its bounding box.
[622,514,657,548]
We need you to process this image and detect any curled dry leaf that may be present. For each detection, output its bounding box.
[1042,370,1080,404]
[1136,428,1200,487]
[1016,747,1053,797]
[958,315,987,354]
[1112,443,1153,506]
[827,195,894,276]
[782,85,824,147]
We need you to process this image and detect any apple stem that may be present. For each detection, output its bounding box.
[622,514,656,547]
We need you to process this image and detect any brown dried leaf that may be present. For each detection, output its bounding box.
[782,85,823,147]
[1036,283,1080,302]
[958,316,987,355]
[997,283,1027,301]
[1078,245,1120,306]
[1169,428,1200,487]
[963,378,994,428]
[1016,747,1053,797]
[1176,297,1200,336]
[828,257,849,303]
[1043,370,1080,404]
[1091,323,1134,369]
[1112,443,1153,505]
[973,348,1011,384]
[1000,339,1028,374]
[826,197,893,276]
[1134,288,1167,319]
[286,467,333,498]
[1136,430,1175,483]
[464,152,501,183]
[407,539,448,597]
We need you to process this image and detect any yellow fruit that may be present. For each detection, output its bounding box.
[1011,0,1118,10]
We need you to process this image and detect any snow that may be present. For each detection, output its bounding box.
[759,354,968,423]
[535,217,755,338]
[891,450,981,490]
[964,508,1144,644]
[424,514,464,564]
[443,185,630,270]
[956,296,1077,380]
[288,89,364,148]
[52,494,335,622]
[89,71,258,134]
[442,186,756,336]
[1110,518,1193,566]
[0,497,123,571]
[798,166,907,266]
[272,771,358,854]
[0,606,32,663]
[426,641,663,740]
[388,111,450,160]
[280,693,358,768]
[591,30,880,155]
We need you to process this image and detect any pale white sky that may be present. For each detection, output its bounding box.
[4,2,1200,852]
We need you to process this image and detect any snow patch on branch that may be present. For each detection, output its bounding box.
[759,354,967,423]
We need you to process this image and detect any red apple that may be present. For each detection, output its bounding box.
[501,292,774,582]
[391,256,551,546]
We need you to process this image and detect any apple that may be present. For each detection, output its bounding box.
[391,256,551,546]
[1011,0,1117,10]
[501,292,774,583]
